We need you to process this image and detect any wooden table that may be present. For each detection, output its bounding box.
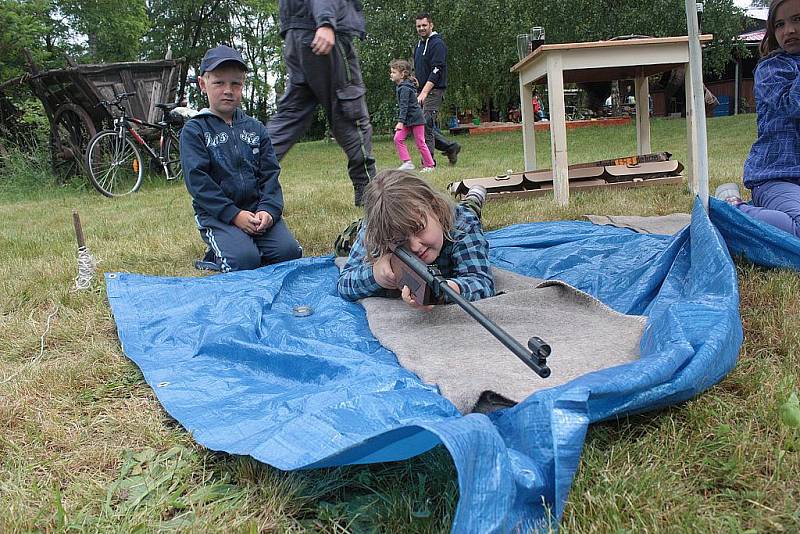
[510,35,712,206]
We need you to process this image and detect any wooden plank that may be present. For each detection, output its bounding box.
[482,176,684,201]
[120,69,145,118]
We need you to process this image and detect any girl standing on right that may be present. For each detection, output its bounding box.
[716,0,800,237]
[389,59,435,173]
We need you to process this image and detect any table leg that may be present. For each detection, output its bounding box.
[520,79,536,171]
[546,55,569,206]
[634,72,651,155]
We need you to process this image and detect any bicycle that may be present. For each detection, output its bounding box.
[85,92,188,197]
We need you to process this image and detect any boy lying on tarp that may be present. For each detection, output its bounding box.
[337,170,493,309]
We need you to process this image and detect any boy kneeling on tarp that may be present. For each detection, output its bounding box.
[182,45,302,272]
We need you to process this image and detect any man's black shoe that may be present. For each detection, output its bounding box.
[446,144,461,165]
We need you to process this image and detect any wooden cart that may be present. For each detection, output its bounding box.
[1,57,184,177]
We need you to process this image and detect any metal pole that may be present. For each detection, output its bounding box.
[685,0,710,210]
[734,59,740,115]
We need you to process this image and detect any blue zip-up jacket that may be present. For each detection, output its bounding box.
[414,32,448,90]
[396,79,425,126]
[181,108,284,225]
[743,51,800,189]
[278,0,366,39]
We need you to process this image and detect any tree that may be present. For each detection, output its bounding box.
[0,0,77,80]
[355,0,747,132]
[59,0,150,62]
[143,0,238,100]
[233,0,283,121]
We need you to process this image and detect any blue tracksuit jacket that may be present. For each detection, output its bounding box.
[181,108,284,225]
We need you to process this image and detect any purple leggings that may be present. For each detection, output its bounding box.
[737,180,800,237]
[394,124,434,168]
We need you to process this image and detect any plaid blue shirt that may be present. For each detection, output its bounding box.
[743,51,800,189]
[338,204,495,302]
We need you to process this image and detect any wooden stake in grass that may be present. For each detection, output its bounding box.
[73,209,97,290]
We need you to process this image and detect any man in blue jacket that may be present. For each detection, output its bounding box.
[181,45,302,272]
[267,0,376,206]
[414,12,461,166]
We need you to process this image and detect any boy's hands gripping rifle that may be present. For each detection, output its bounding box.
[390,245,552,378]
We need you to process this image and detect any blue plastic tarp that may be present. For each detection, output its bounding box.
[105,197,800,532]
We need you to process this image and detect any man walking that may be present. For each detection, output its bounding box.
[268,0,376,206]
[413,12,461,166]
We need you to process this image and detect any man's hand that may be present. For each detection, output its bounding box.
[417,80,434,105]
[254,211,274,233]
[311,26,335,55]
[394,122,404,131]
[373,254,398,290]
[233,210,260,235]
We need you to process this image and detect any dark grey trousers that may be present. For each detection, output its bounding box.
[421,88,460,159]
[268,29,376,205]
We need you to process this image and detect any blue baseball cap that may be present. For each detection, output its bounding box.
[199,45,247,75]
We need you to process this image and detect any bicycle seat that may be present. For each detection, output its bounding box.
[155,103,179,111]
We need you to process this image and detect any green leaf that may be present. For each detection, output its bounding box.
[779,392,800,429]
[186,483,240,505]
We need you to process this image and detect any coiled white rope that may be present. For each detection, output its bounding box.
[74,245,97,291]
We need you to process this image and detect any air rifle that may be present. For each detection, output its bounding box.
[390,245,552,378]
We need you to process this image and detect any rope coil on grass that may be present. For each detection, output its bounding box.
[75,245,97,291]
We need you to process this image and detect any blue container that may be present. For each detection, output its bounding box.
[713,95,730,117]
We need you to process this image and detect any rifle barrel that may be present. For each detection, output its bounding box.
[393,246,551,378]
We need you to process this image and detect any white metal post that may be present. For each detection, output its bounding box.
[685,0,710,210]
[520,79,537,171]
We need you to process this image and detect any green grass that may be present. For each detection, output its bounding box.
[1,115,798,532]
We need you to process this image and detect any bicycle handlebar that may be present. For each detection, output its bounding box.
[96,92,137,112]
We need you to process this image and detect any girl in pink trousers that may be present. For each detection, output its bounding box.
[389,59,435,173]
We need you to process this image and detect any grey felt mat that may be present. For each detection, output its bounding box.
[350,266,645,414]
[584,213,691,235]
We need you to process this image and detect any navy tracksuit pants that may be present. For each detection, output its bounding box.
[196,214,302,272]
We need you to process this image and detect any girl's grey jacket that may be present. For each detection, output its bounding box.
[395,79,425,126]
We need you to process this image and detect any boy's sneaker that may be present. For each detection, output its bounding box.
[464,185,487,205]
[462,185,487,219]
[398,161,415,171]
[194,249,222,271]
[420,166,435,174]
[714,182,743,206]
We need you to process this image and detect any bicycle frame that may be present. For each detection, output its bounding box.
[112,115,179,179]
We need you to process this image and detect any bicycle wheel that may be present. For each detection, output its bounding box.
[85,130,144,197]
[163,129,182,181]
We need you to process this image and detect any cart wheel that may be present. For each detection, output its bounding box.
[51,103,97,180]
